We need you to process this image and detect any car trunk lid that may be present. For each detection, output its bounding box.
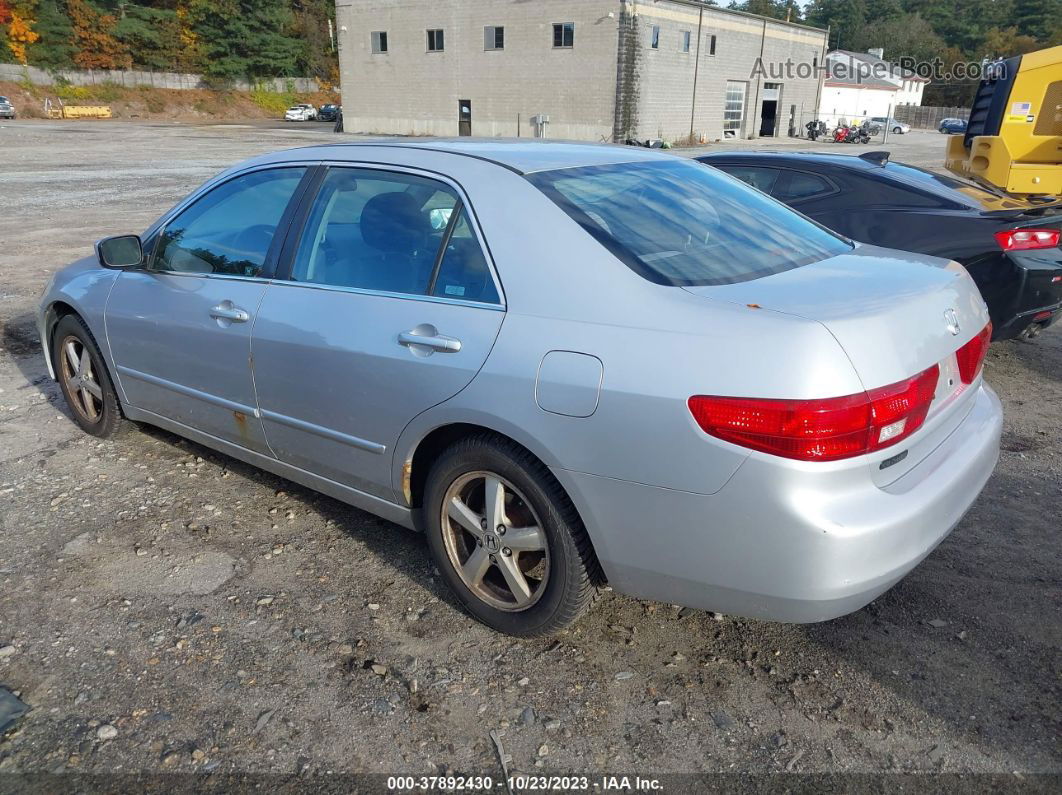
[682,244,991,475]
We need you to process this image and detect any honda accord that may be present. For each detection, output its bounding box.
[37,141,1002,636]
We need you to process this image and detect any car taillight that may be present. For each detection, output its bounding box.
[994,228,1061,251]
[688,366,939,462]
[955,322,992,384]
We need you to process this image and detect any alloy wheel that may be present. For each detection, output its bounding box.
[59,335,103,424]
[440,471,550,612]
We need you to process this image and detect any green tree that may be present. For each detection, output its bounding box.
[187,0,300,82]
[728,0,802,22]
[849,12,947,64]
[25,0,74,69]
[805,0,868,51]
[901,0,1008,52]
[113,3,182,71]
[1011,0,1061,41]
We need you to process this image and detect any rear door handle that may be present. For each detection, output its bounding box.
[399,327,462,353]
[210,303,250,323]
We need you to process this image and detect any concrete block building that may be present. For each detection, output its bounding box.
[335,0,828,142]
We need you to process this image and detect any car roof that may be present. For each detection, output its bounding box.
[275,138,680,175]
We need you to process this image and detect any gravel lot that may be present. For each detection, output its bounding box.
[0,121,1059,788]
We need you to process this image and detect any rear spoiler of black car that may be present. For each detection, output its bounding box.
[858,151,890,167]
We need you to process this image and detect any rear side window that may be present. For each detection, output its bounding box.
[775,171,835,201]
[289,167,498,303]
[528,159,850,286]
[714,164,781,194]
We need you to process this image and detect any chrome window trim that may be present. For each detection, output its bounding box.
[263,278,505,312]
[283,160,507,308]
[135,272,275,284]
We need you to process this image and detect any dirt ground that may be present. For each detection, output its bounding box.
[0,121,1059,789]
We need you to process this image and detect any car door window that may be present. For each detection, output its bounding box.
[775,171,835,202]
[430,208,499,304]
[290,167,499,303]
[153,167,307,276]
[715,164,782,194]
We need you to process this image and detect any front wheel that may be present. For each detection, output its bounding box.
[423,435,600,636]
[893,126,903,134]
[53,314,127,438]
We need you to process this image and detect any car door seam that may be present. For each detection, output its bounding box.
[247,283,279,459]
[389,308,510,503]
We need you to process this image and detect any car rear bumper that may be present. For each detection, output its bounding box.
[994,301,1061,339]
[554,382,1002,622]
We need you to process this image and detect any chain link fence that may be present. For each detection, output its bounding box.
[791,108,899,143]
[893,105,970,130]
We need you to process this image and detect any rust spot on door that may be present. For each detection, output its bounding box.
[234,410,249,441]
[401,457,413,505]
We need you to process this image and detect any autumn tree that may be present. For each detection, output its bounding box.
[69,0,131,69]
[1,0,40,64]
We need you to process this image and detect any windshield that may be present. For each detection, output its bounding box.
[527,159,851,286]
[0,97,9,103]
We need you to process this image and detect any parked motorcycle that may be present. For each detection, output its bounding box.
[833,123,871,144]
[805,120,828,141]
[848,123,872,144]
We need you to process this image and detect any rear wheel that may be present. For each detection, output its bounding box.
[423,435,600,636]
[53,314,127,438]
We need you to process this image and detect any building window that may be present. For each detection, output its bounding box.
[484,25,504,50]
[708,34,717,56]
[682,31,691,53]
[553,22,574,48]
[724,80,746,137]
[427,29,444,52]
[651,25,660,49]
[371,31,388,54]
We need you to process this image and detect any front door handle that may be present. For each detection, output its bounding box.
[399,325,462,353]
[210,303,250,323]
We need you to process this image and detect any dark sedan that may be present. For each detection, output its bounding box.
[697,150,1062,341]
[317,103,341,122]
[939,118,968,134]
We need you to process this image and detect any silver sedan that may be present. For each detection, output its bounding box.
[37,141,1002,636]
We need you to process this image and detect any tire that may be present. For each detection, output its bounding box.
[423,434,601,636]
[52,314,128,439]
[893,126,902,134]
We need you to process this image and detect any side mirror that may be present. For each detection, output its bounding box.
[96,234,143,269]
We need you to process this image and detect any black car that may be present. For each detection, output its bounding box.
[939,118,968,134]
[697,150,1062,341]
[317,103,341,122]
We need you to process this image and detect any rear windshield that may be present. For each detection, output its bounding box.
[882,162,1045,212]
[527,159,851,286]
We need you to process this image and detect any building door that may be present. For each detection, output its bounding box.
[759,83,781,137]
[459,100,472,136]
[724,81,747,138]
